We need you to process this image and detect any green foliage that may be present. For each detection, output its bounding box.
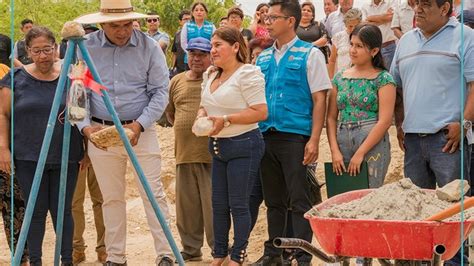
[1,0,237,64]
[1,0,237,42]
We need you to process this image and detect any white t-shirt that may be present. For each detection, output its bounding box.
[391,0,415,36]
[362,0,398,43]
[200,64,267,138]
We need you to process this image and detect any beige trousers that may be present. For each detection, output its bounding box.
[88,125,172,264]
[176,163,214,257]
[72,165,106,253]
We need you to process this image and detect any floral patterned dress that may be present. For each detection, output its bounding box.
[331,70,396,188]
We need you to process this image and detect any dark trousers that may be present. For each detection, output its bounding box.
[15,160,78,264]
[261,131,314,263]
[209,129,265,263]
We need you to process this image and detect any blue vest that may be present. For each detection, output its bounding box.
[186,20,214,41]
[185,20,214,63]
[256,39,313,136]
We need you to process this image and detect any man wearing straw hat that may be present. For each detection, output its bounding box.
[75,0,173,265]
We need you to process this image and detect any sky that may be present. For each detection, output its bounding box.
[236,0,372,20]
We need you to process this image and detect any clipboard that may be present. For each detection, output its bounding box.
[324,161,369,198]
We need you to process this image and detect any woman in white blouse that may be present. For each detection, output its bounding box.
[197,26,267,266]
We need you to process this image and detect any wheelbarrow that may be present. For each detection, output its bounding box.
[274,189,474,265]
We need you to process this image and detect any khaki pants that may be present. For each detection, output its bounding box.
[72,165,105,253]
[88,125,172,264]
[176,163,214,257]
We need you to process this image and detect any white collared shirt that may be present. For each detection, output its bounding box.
[362,0,397,43]
[391,0,415,36]
[272,36,331,93]
[325,8,346,38]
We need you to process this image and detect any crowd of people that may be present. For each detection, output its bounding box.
[0,0,473,265]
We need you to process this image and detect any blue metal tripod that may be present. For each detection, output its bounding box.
[12,37,185,266]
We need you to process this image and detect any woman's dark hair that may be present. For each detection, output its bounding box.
[248,37,274,52]
[256,3,270,12]
[301,1,316,22]
[191,1,209,21]
[213,26,249,64]
[350,24,386,70]
[25,26,56,47]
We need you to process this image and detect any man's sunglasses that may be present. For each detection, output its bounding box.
[147,18,159,23]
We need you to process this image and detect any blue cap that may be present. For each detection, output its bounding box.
[186,37,211,53]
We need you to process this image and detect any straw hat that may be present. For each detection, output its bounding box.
[75,0,149,24]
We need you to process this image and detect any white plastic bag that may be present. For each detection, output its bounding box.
[67,61,88,124]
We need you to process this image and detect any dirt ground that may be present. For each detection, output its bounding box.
[0,126,404,265]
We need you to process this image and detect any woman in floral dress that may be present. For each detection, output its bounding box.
[327,24,396,188]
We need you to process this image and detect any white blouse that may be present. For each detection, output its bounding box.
[200,64,267,138]
[333,30,352,73]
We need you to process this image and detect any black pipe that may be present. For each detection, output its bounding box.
[432,244,446,266]
[273,237,338,263]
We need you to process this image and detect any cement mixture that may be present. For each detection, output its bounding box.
[316,178,473,221]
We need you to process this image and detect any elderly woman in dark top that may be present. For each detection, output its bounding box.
[0,26,83,266]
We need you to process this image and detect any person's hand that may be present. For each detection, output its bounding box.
[303,139,319,165]
[442,122,463,153]
[387,7,394,14]
[123,121,143,146]
[0,148,12,175]
[331,149,346,175]
[396,126,405,152]
[208,116,225,136]
[82,125,107,150]
[347,151,364,176]
[79,154,91,171]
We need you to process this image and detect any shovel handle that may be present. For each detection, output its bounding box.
[425,197,474,221]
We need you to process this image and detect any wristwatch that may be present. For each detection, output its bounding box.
[463,119,472,130]
[223,115,231,127]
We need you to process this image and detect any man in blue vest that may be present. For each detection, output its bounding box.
[253,0,331,265]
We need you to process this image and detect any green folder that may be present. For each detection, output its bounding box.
[324,161,369,198]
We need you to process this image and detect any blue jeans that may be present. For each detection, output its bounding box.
[209,129,265,263]
[404,132,471,266]
[337,119,391,188]
[404,132,470,189]
[15,160,78,264]
[382,42,396,70]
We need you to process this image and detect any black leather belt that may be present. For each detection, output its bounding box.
[91,116,134,126]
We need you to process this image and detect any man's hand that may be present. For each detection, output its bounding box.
[396,126,405,152]
[0,148,12,175]
[82,125,107,150]
[123,121,143,146]
[303,139,319,165]
[442,122,463,153]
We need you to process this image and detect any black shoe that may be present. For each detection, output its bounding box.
[103,261,127,266]
[176,252,203,262]
[157,256,174,266]
[251,255,285,266]
[61,263,73,266]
